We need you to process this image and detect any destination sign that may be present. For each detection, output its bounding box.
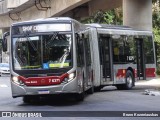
[12,23,71,35]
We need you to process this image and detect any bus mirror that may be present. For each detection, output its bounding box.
[2,32,10,52]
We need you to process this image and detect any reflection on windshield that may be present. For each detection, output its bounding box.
[13,34,72,70]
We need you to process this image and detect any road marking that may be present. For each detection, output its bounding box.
[0,84,8,87]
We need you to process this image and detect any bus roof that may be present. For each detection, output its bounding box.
[12,17,80,26]
[86,23,153,35]
[86,23,132,30]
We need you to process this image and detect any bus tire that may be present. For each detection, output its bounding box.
[75,76,85,101]
[116,85,124,90]
[87,81,94,94]
[23,96,31,103]
[124,70,134,90]
[94,86,102,92]
[75,92,85,101]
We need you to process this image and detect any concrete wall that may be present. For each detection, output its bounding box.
[46,0,91,17]
[0,0,10,14]
[0,0,91,28]
[88,0,122,15]
[123,0,152,31]
[7,0,29,9]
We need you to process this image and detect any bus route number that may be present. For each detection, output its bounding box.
[127,56,134,61]
[49,79,61,83]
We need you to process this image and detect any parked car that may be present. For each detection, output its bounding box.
[0,63,10,76]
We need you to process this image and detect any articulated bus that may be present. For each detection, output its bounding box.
[2,17,156,102]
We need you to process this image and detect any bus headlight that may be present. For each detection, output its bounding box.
[12,76,24,86]
[62,71,76,83]
[68,71,76,81]
[12,76,18,83]
[69,73,75,80]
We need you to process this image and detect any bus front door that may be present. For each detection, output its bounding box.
[98,35,113,85]
[136,39,146,80]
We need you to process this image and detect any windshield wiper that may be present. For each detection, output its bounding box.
[45,32,59,49]
[24,34,38,51]
[59,49,70,68]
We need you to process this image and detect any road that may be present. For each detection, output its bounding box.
[0,76,160,120]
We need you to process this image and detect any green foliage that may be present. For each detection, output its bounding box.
[153,0,159,3]
[153,28,160,42]
[81,9,122,25]
[152,0,160,43]
[153,12,160,28]
[156,66,160,75]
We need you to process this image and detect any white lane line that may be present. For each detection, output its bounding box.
[0,84,8,87]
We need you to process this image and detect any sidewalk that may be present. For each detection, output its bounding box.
[135,78,160,91]
[135,78,160,96]
[136,78,160,87]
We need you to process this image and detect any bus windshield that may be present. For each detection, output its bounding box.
[12,33,72,70]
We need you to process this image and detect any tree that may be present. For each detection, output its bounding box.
[152,0,160,40]
[81,8,122,25]
[152,0,160,65]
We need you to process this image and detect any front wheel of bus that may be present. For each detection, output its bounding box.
[87,80,94,94]
[124,70,134,90]
[23,96,40,103]
[23,96,31,103]
[75,92,85,102]
[75,77,85,101]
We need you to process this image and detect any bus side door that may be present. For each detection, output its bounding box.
[98,34,113,85]
[82,31,93,90]
[136,38,146,80]
[76,33,85,91]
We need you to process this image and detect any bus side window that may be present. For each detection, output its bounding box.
[76,33,84,67]
[84,34,91,66]
[124,36,136,63]
[112,40,120,63]
[143,36,154,64]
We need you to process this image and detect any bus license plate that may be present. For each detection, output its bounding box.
[38,90,50,94]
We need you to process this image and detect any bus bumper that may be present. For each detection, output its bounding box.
[11,78,80,98]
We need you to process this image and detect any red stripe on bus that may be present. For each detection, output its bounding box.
[134,69,137,78]
[146,68,156,77]
[116,69,126,78]
[18,73,68,86]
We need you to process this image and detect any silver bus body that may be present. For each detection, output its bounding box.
[7,18,156,99]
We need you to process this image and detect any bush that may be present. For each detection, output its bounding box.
[156,66,160,75]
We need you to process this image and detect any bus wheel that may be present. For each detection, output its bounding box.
[94,86,103,92]
[23,96,31,103]
[124,70,134,90]
[116,85,124,90]
[75,78,85,101]
[75,92,85,101]
[87,81,94,94]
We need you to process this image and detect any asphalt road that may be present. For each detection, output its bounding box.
[0,76,160,120]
